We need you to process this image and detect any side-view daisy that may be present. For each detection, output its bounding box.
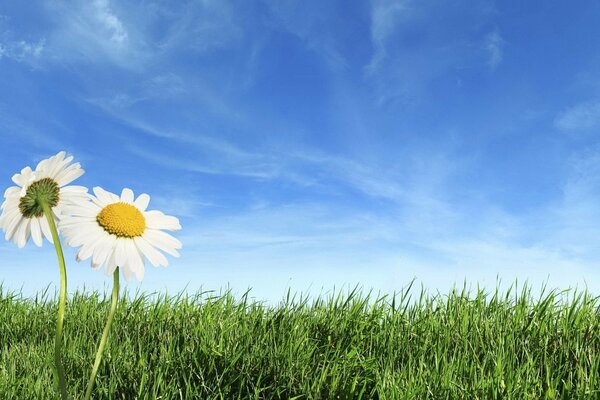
[0,150,88,400]
[61,186,182,281]
[0,151,88,247]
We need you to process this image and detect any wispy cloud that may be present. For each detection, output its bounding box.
[365,0,497,104]
[540,146,600,259]
[263,1,348,70]
[0,15,45,63]
[29,0,251,70]
[484,29,504,69]
[366,0,409,73]
[0,39,45,63]
[43,0,138,67]
[555,100,600,131]
[130,144,279,180]
[92,0,128,44]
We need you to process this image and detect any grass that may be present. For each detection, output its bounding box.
[1,282,600,399]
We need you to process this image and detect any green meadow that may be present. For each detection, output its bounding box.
[1,283,600,399]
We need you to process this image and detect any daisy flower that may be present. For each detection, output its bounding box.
[0,151,88,248]
[61,186,182,281]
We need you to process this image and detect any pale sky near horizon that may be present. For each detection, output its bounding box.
[2,1,600,303]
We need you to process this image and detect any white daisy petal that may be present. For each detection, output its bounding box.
[134,236,168,267]
[93,187,119,206]
[44,152,70,179]
[35,158,49,173]
[121,188,134,204]
[125,241,145,281]
[122,265,133,281]
[144,210,181,231]
[55,163,84,186]
[104,249,118,275]
[92,234,117,268]
[61,201,100,218]
[30,218,43,247]
[1,207,20,231]
[64,222,99,247]
[59,185,89,199]
[143,229,182,255]
[115,238,127,267]
[4,186,20,199]
[39,218,54,244]
[11,166,33,187]
[134,193,150,212]
[15,218,31,248]
[77,231,106,261]
[4,213,23,241]
[135,267,145,281]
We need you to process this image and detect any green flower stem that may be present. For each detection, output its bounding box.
[84,267,120,400]
[40,201,69,400]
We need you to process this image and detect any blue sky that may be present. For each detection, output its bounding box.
[2,0,600,303]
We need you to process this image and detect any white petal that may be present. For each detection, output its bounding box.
[122,265,133,281]
[4,213,23,241]
[35,158,49,173]
[143,229,181,257]
[144,210,181,231]
[61,201,100,218]
[0,206,20,230]
[133,236,169,267]
[39,217,54,244]
[4,186,21,199]
[43,152,71,179]
[115,238,128,267]
[55,163,84,186]
[61,185,88,194]
[121,188,134,204]
[92,234,117,268]
[15,218,31,248]
[36,153,59,178]
[30,218,43,247]
[135,266,145,281]
[64,223,100,247]
[104,249,118,275]
[93,187,119,206]
[125,241,145,281]
[134,193,150,212]
[77,231,106,261]
[11,166,33,187]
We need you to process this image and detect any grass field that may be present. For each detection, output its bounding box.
[1,282,600,399]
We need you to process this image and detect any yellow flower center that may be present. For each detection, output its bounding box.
[97,202,146,238]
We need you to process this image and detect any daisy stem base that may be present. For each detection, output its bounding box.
[84,267,120,400]
[41,201,69,400]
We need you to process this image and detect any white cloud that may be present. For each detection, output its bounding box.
[555,101,600,131]
[0,0,243,71]
[484,29,504,68]
[0,16,45,63]
[43,0,137,67]
[127,133,280,180]
[158,2,243,53]
[92,0,128,44]
[366,0,410,73]
[365,0,497,104]
[0,39,45,62]
[263,0,348,70]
